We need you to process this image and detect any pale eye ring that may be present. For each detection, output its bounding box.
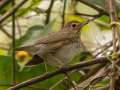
[71,23,77,28]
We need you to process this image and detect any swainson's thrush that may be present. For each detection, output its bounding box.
[16,21,87,69]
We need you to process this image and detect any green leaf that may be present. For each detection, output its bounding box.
[17,0,42,17]
[16,64,64,89]
[98,15,109,23]
[0,56,12,89]
[15,21,55,47]
[0,55,64,89]
[0,0,11,14]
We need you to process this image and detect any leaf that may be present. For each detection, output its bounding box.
[17,0,42,17]
[15,21,55,47]
[98,15,109,23]
[15,25,43,47]
[76,2,98,15]
[81,0,120,12]
[16,64,64,90]
[0,0,11,14]
[0,55,65,89]
[0,49,7,56]
[0,56,12,89]
[0,0,42,17]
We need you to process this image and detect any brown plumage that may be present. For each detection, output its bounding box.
[16,21,84,67]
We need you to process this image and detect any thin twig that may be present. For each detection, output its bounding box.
[16,18,22,38]
[78,64,106,83]
[106,0,117,51]
[75,12,101,17]
[61,0,67,27]
[64,72,77,90]
[12,0,16,85]
[0,0,11,9]
[49,78,65,90]
[94,41,113,57]
[32,7,106,18]
[7,57,108,90]
[93,40,112,53]
[72,65,109,90]
[45,0,55,24]
[0,26,12,38]
[0,0,28,23]
[106,0,118,90]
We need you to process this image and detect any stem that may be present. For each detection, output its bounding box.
[62,0,67,27]
[45,0,55,24]
[12,0,16,85]
[106,0,118,90]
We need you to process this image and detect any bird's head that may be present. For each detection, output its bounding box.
[62,21,84,33]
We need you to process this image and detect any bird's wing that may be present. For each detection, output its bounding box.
[16,31,77,56]
[34,31,76,45]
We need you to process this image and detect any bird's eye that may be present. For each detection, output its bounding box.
[71,23,77,28]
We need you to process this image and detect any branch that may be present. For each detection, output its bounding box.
[11,0,16,85]
[106,0,119,90]
[0,26,12,38]
[45,0,55,24]
[94,41,113,57]
[0,0,11,9]
[61,0,67,27]
[33,8,104,18]
[75,12,101,17]
[16,18,22,38]
[73,65,109,90]
[7,57,108,90]
[106,0,118,51]
[80,14,101,26]
[0,0,28,23]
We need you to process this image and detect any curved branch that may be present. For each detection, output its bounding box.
[7,57,108,90]
[0,0,28,23]
[0,0,11,9]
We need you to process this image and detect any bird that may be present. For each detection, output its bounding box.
[15,20,88,70]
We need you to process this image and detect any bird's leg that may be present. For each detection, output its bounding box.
[47,54,64,68]
[54,59,77,90]
[44,60,48,73]
[46,54,77,89]
[64,72,77,90]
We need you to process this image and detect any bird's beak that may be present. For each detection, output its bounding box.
[76,22,85,32]
[78,21,88,29]
[78,18,95,30]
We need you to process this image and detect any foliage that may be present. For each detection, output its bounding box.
[0,0,120,90]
